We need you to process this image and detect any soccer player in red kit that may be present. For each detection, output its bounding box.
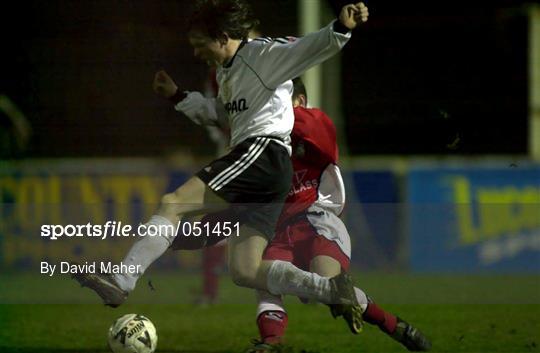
[250,78,431,352]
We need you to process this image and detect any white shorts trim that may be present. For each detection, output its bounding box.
[208,137,270,191]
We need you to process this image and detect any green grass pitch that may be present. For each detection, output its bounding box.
[0,272,538,352]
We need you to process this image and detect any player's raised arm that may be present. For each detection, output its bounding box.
[153,70,224,127]
[153,70,179,99]
[248,2,369,89]
[339,2,369,30]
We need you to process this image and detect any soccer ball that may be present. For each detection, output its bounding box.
[108,314,158,353]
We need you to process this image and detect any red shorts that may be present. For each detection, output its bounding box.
[263,215,350,271]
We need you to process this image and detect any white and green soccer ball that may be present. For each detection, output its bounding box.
[108,314,158,353]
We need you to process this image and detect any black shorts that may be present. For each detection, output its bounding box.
[196,136,293,239]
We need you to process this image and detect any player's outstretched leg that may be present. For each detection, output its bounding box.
[356,288,431,351]
[229,232,363,334]
[266,263,362,334]
[71,177,222,307]
[71,213,175,307]
[71,263,128,307]
[390,317,432,351]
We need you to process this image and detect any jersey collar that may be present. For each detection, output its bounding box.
[223,39,247,69]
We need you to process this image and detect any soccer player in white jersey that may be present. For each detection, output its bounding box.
[73,0,369,334]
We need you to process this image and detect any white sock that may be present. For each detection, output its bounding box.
[256,290,286,317]
[113,215,176,292]
[354,287,369,313]
[265,260,332,304]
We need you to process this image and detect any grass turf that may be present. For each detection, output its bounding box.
[0,273,538,352]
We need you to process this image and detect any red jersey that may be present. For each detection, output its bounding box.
[277,106,339,225]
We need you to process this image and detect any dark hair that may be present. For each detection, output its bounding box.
[189,0,259,40]
[292,77,308,103]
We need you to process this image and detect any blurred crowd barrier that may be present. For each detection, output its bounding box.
[1,158,539,273]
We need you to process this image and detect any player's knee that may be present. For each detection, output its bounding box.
[310,256,342,277]
[159,193,184,219]
[161,192,178,205]
[161,191,190,209]
[230,266,257,288]
[162,188,194,207]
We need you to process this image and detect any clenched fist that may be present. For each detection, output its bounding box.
[339,2,369,30]
[153,70,178,99]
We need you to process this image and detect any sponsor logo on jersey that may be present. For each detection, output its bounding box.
[289,169,318,196]
[225,99,248,115]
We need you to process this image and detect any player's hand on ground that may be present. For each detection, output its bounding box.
[153,70,178,99]
[339,2,369,30]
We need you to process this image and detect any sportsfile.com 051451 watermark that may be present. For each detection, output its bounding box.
[40,221,240,240]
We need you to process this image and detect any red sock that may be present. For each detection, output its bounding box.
[363,302,397,334]
[257,310,288,344]
[202,245,225,300]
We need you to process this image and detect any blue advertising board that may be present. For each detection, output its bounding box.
[344,171,401,269]
[407,163,540,272]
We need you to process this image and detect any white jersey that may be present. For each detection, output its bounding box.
[175,21,351,150]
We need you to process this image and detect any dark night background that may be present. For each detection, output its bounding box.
[0,0,530,157]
